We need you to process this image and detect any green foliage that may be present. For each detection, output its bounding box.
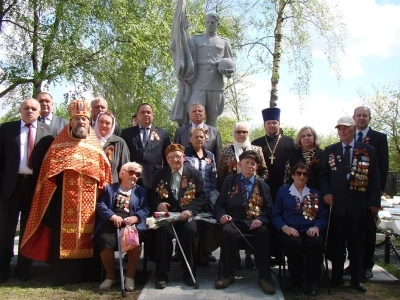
[319,133,339,150]
[281,125,297,140]
[54,103,69,121]
[359,81,400,171]
[216,116,236,146]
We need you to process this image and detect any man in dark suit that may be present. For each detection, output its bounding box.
[90,97,121,136]
[173,102,222,163]
[121,103,171,189]
[36,92,68,134]
[320,116,381,293]
[0,98,57,283]
[214,150,275,295]
[149,144,206,289]
[346,106,389,280]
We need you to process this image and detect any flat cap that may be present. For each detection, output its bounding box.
[165,143,185,156]
[239,150,260,164]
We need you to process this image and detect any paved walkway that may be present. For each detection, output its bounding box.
[138,247,284,300]
[12,235,399,300]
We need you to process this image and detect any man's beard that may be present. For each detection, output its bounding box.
[72,127,88,139]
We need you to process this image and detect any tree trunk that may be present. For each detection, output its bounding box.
[270,0,286,108]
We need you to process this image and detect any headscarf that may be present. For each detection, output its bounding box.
[94,111,116,146]
[232,122,252,173]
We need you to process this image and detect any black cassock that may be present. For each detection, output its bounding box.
[252,134,295,202]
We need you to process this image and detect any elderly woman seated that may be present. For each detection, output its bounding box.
[93,162,150,291]
[214,150,275,295]
[272,162,328,297]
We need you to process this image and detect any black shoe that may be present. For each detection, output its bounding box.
[183,272,195,286]
[292,287,303,296]
[363,268,373,280]
[330,279,344,287]
[307,285,318,297]
[343,265,351,276]
[351,282,367,293]
[0,270,9,283]
[245,255,254,269]
[14,268,30,282]
[206,254,216,262]
[155,273,169,289]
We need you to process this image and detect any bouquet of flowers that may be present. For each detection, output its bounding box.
[146,212,182,229]
[146,212,217,229]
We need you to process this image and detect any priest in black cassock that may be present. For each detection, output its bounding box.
[252,108,295,202]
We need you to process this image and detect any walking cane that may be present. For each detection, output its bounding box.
[171,223,199,289]
[325,206,332,295]
[116,227,126,297]
[231,221,254,251]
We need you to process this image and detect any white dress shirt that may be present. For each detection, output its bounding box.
[19,120,38,174]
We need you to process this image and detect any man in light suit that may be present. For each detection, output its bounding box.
[36,92,68,134]
[320,116,381,293]
[342,106,389,280]
[0,98,57,283]
[121,103,171,189]
[173,102,222,163]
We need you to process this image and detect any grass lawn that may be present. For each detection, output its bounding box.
[0,264,143,300]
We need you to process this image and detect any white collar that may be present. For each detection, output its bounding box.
[289,183,310,199]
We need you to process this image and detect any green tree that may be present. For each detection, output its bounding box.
[359,81,400,171]
[216,116,236,146]
[236,0,346,107]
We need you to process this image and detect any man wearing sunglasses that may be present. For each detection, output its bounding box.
[149,144,206,289]
[320,116,380,293]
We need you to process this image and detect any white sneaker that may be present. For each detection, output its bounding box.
[99,278,116,289]
[125,277,135,291]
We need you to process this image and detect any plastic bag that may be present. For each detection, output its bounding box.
[119,225,140,253]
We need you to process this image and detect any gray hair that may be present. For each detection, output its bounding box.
[90,97,108,108]
[189,102,205,112]
[121,162,143,173]
[20,98,40,109]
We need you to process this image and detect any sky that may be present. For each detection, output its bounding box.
[245,0,400,135]
[20,0,400,136]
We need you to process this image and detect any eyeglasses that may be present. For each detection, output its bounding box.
[294,171,309,178]
[235,131,248,134]
[124,170,141,177]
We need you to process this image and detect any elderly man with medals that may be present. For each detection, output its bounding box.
[20,99,112,285]
[214,150,275,295]
[320,116,380,293]
[149,144,206,289]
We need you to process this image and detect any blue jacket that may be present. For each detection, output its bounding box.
[272,185,328,233]
[92,183,150,241]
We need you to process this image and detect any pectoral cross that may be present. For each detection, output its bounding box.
[269,155,275,164]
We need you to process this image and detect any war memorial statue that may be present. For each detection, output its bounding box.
[170,1,235,127]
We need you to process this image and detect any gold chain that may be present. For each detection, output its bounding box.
[264,134,281,164]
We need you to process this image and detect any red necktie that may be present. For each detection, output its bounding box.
[26,123,34,169]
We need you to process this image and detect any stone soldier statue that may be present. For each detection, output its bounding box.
[170,2,235,127]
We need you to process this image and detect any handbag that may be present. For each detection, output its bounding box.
[119,225,140,253]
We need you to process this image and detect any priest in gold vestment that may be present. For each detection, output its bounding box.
[21,99,111,285]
